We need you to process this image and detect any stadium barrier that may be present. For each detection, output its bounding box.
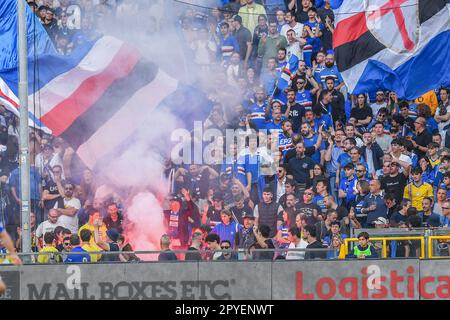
[343,236,426,259]
[1,259,450,300]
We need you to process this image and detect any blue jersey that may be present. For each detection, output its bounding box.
[326,145,345,176]
[265,120,283,134]
[65,247,91,263]
[0,220,3,233]
[303,134,325,164]
[248,102,268,130]
[221,158,247,187]
[313,195,327,215]
[315,65,344,88]
[314,115,333,132]
[339,176,358,205]
[304,21,325,36]
[296,89,313,111]
[278,132,294,157]
[211,222,242,248]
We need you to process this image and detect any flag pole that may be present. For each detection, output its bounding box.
[17,0,32,257]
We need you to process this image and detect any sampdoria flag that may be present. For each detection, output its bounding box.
[332,0,450,99]
[276,51,300,91]
[0,0,211,170]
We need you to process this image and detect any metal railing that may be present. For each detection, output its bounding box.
[343,236,426,259]
[427,235,450,259]
[0,247,341,265]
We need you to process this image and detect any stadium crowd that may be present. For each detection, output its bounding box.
[0,0,449,263]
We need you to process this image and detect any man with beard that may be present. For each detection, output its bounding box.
[278,179,301,209]
[287,141,315,189]
[54,182,81,234]
[315,52,344,91]
[277,119,295,157]
[230,194,254,225]
[294,76,313,117]
[248,86,270,130]
[280,10,304,40]
[258,20,288,69]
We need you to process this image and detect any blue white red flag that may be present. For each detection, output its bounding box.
[332,0,450,99]
[0,1,211,169]
[276,51,299,91]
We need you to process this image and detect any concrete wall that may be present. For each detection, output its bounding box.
[0,260,449,300]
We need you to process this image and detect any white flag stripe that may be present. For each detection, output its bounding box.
[35,36,124,117]
[76,70,178,169]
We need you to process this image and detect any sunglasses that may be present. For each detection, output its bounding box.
[304,192,313,196]
[221,246,230,249]
[65,188,73,190]
[356,170,365,172]
[63,242,71,246]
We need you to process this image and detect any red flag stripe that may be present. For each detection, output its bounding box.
[41,44,141,136]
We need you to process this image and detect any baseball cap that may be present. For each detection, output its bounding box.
[374,217,389,225]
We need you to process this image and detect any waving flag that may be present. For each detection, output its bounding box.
[333,0,450,99]
[0,1,212,170]
[0,0,56,132]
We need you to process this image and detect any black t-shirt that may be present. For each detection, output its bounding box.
[104,213,124,234]
[350,106,373,123]
[296,9,310,24]
[288,103,305,133]
[415,130,432,159]
[380,173,407,203]
[318,7,335,51]
[296,202,321,225]
[305,240,327,259]
[42,180,64,210]
[252,239,275,261]
[287,156,315,186]
[184,247,202,261]
[207,207,223,227]
[391,211,408,224]
[230,202,253,225]
[234,26,252,61]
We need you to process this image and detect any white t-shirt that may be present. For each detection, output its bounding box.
[370,102,387,116]
[286,239,308,260]
[55,197,81,233]
[36,220,61,238]
[286,41,303,61]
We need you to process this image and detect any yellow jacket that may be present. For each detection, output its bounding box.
[238,4,267,34]
[403,182,433,211]
[415,90,438,115]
